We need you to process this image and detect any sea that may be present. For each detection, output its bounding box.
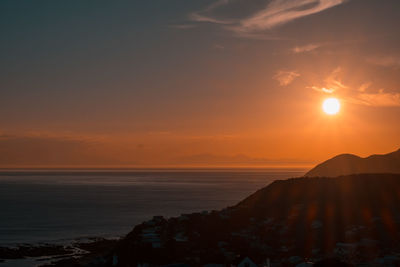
[0,168,305,246]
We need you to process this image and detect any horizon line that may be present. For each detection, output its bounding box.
[0,165,312,171]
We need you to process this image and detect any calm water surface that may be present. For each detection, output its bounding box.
[0,169,306,246]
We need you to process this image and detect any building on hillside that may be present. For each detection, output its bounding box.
[237,257,258,267]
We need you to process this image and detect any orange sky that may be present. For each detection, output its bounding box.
[1,0,399,168]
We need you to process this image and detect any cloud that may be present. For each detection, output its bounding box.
[274,70,300,86]
[190,0,347,35]
[240,0,346,31]
[309,68,400,107]
[214,44,225,50]
[176,153,310,166]
[189,13,232,25]
[358,82,371,93]
[367,56,400,68]
[310,67,346,93]
[0,133,130,167]
[177,153,268,165]
[349,90,400,107]
[311,86,335,93]
[292,43,321,53]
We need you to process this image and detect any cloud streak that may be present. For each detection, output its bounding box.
[367,56,400,68]
[349,91,400,107]
[189,13,232,25]
[240,0,346,31]
[310,68,400,107]
[310,67,346,94]
[292,43,321,53]
[190,0,347,35]
[274,70,300,86]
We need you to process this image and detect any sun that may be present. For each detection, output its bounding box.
[322,97,340,115]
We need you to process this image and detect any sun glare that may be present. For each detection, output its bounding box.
[322,98,340,115]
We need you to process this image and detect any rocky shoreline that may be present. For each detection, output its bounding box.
[0,238,118,266]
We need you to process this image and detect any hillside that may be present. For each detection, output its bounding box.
[305,148,400,177]
[104,173,400,266]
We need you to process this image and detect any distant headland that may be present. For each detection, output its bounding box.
[305,148,400,177]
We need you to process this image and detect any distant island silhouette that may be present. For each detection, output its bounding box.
[305,148,400,177]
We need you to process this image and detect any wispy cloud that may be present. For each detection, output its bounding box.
[351,91,400,107]
[214,44,225,50]
[190,0,348,36]
[240,0,346,31]
[311,86,335,93]
[0,133,105,166]
[310,67,400,107]
[189,13,232,25]
[274,70,300,86]
[366,56,400,68]
[176,153,311,166]
[292,43,321,53]
[310,67,346,93]
[358,82,371,92]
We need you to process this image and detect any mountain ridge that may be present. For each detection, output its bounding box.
[305,148,400,177]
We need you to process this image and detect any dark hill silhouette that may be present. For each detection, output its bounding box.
[106,173,400,266]
[305,148,400,177]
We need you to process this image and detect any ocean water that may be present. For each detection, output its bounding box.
[0,169,306,246]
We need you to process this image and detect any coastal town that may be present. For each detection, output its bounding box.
[111,175,400,267]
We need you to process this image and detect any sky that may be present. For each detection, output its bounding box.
[1,0,400,168]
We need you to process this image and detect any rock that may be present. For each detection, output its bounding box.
[0,245,71,259]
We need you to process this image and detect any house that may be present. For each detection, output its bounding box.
[174,232,188,242]
[112,254,118,266]
[141,227,162,248]
[152,216,165,222]
[334,242,358,256]
[295,262,313,267]
[237,257,258,267]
